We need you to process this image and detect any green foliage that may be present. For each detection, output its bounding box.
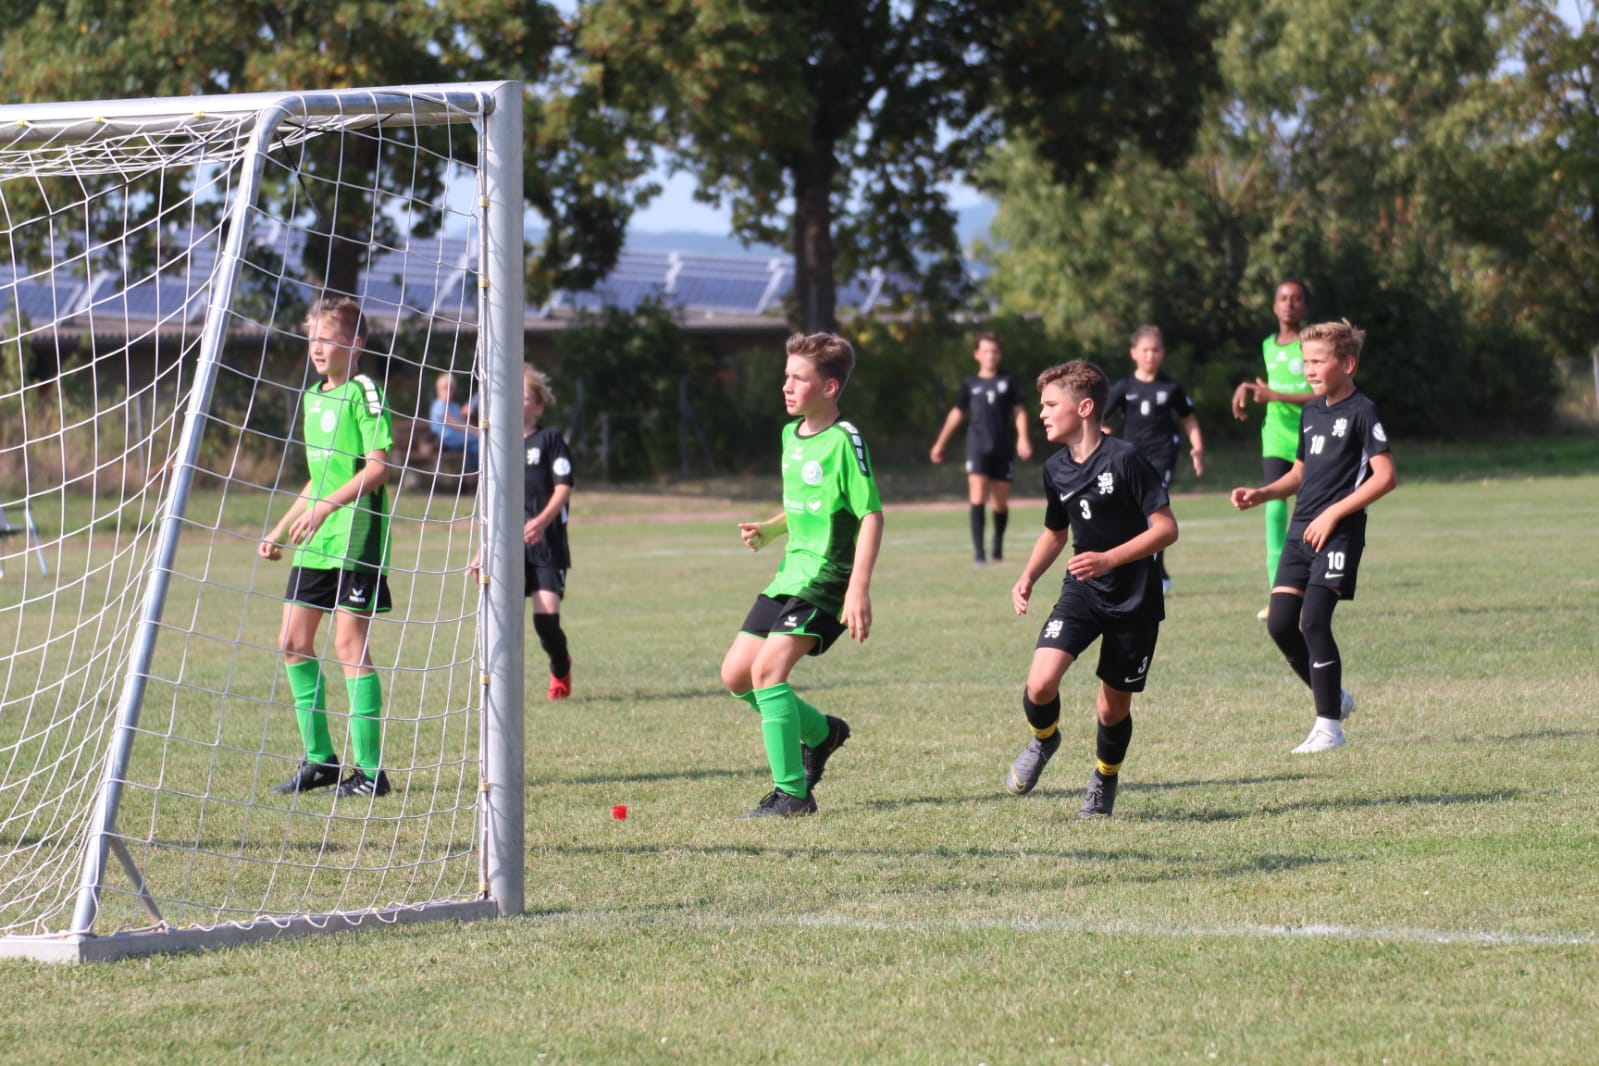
[552,301,756,479]
[0,1,648,300]
[576,0,1216,330]
[979,0,1573,440]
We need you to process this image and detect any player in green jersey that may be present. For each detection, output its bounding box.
[260,297,395,800]
[720,332,884,818]
[1232,279,1314,619]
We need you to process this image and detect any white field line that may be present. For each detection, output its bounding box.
[534,910,1598,948]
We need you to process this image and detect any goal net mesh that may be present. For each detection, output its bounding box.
[0,87,514,947]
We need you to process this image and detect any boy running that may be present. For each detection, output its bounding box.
[1231,320,1396,753]
[260,296,395,799]
[1007,361,1178,818]
[720,332,883,818]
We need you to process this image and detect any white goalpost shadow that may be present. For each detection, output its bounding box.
[0,83,525,962]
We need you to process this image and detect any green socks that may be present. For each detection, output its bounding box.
[754,682,826,798]
[345,672,385,772]
[285,659,335,764]
[1264,497,1289,585]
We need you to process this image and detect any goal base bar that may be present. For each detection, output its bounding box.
[0,898,501,964]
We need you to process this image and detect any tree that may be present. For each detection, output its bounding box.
[0,1,648,302]
[978,0,1564,434]
[576,0,1216,331]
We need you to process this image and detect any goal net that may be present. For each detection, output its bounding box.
[0,83,526,962]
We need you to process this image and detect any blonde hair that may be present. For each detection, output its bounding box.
[1299,319,1365,361]
[785,332,855,389]
[304,295,364,341]
[524,364,556,407]
[1036,360,1108,416]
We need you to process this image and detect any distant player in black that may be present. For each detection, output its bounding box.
[1103,325,1205,594]
[470,365,575,699]
[1232,320,1396,753]
[1005,360,1179,818]
[930,332,1032,564]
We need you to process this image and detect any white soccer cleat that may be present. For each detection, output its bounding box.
[1339,689,1356,720]
[1291,722,1346,754]
[1161,578,1173,596]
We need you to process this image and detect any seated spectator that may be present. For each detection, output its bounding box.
[429,372,479,472]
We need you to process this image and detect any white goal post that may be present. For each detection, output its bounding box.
[0,83,526,962]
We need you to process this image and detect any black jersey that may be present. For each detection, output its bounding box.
[955,371,1024,456]
[1104,372,1193,471]
[523,425,574,570]
[1041,436,1170,618]
[1291,389,1389,538]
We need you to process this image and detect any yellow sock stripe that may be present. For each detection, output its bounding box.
[1031,721,1059,741]
[1096,758,1122,777]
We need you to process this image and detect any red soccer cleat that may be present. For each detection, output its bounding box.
[547,664,572,700]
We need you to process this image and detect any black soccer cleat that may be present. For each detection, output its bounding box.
[1076,769,1119,819]
[1006,731,1062,796]
[335,768,392,798]
[802,715,851,790]
[272,759,341,795]
[741,789,817,819]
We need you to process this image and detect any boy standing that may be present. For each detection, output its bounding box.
[1007,361,1178,818]
[469,365,576,699]
[720,332,883,818]
[1104,325,1204,594]
[260,297,395,798]
[930,332,1033,564]
[1233,279,1315,619]
[1231,320,1396,753]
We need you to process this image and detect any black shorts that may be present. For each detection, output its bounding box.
[738,594,847,656]
[1273,534,1365,599]
[965,449,1015,482]
[525,565,567,597]
[1035,580,1160,692]
[285,566,393,614]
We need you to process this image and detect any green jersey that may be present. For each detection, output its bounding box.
[1260,334,1308,460]
[763,418,882,617]
[294,374,394,573]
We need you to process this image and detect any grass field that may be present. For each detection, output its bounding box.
[1,458,1597,1064]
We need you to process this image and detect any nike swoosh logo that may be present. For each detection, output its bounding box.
[1312,660,1337,668]
[1324,571,1343,578]
[1123,675,1145,684]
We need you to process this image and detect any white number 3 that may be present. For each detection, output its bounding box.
[1079,499,1093,520]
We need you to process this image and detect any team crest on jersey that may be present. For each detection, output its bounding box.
[1373,422,1386,443]
[1097,472,1115,495]
[553,457,571,476]
[528,447,542,465]
[1156,390,1168,404]
[1289,357,1303,375]
[997,380,1008,394]
[802,460,824,485]
[320,410,339,434]
[1332,417,1349,438]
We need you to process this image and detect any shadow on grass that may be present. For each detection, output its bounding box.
[1136,787,1525,824]
[536,766,762,787]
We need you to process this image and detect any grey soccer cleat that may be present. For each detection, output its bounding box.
[1076,768,1119,818]
[1006,731,1062,796]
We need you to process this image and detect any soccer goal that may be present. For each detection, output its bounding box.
[0,83,526,962]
